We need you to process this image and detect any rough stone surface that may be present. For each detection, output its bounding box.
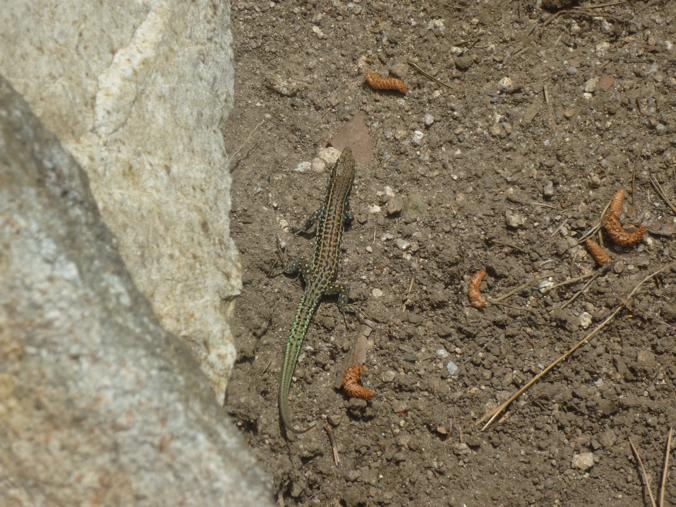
[0,0,239,399]
[0,77,271,507]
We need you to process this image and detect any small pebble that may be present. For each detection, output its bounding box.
[446,361,459,376]
[346,470,360,482]
[572,452,594,470]
[598,430,616,448]
[395,238,410,251]
[498,77,514,93]
[455,56,472,71]
[290,482,304,498]
[266,74,301,97]
[294,161,311,173]
[392,401,407,413]
[436,348,449,359]
[505,209,526,229]
[589,174,602,188]
[566,66,578,76]
[311,25,325,39]
[490,123,504,138]
[318,147,341,165]
[371,288,383,298]
[538,278,554,293]
[411,130,424,146]
[381,370,396,383]
[584,77,599,94]
[543,180,554,199]
[311,157,326,173]
[427,18,445,33]
[563,108,576,119]
[423,113,435,127]
[386,196,404,216]
[453,442,471,456]
[579,312,592,329]
[368,204,381,214]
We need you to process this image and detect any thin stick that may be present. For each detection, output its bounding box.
[529,201,558,209]
[489,275,541,303]
[402,276,415,311]
[573,196,614,247]
[324,423,340,466]
[226,117,267,170]
[581,0,627,9]
[491,239,530,255]
[650,174,676,214]
[543,272,597,293]
[559,271,600,309]
[480,264,670,430]
[630,439,658,507]
[660,428,673,507]
[407,61,454,91]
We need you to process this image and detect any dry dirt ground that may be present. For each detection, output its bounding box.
[223,1,675,505]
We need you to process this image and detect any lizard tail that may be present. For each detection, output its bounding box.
[279,388,316,437]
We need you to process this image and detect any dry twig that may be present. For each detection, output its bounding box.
[630,438,658,507]
[227,117,267,172]
[650,174,676,215]
[324,423,340,466]
[489,274,541,304]
[407,61,454,91]
[480,264,670,430]
[542,272,597,293]
[558,271,601,309]
[660,428,673,507]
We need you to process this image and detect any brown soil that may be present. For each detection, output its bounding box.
[224,1,675,505]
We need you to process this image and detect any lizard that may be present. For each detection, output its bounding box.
[278,147,356,437]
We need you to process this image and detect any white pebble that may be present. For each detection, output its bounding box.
[368,204,382,214]
[572,452,594,470]
[498,77,514,93]
[371,288,383,298]
[538,278,554,293]
[505,209,526,229]
[446,361,459,376]
[423,113,434,127]
[294,161,311,173]
[311,157,326,173]
[395,238,410,251]
[436,348,449,359]
[579,312,592,329]
[426,18,445,32]
[596,42,610,56]
[318,147,341,165]
[584,77,599,94]
[411,130,424,146]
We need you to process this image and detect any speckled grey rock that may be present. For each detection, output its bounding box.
[0,0,240,400]
[0,77,271,507]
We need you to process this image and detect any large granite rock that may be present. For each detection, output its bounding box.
[0,77,270,506]
[0,0,239,399]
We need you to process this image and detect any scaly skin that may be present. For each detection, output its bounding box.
[279,148,355,437]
